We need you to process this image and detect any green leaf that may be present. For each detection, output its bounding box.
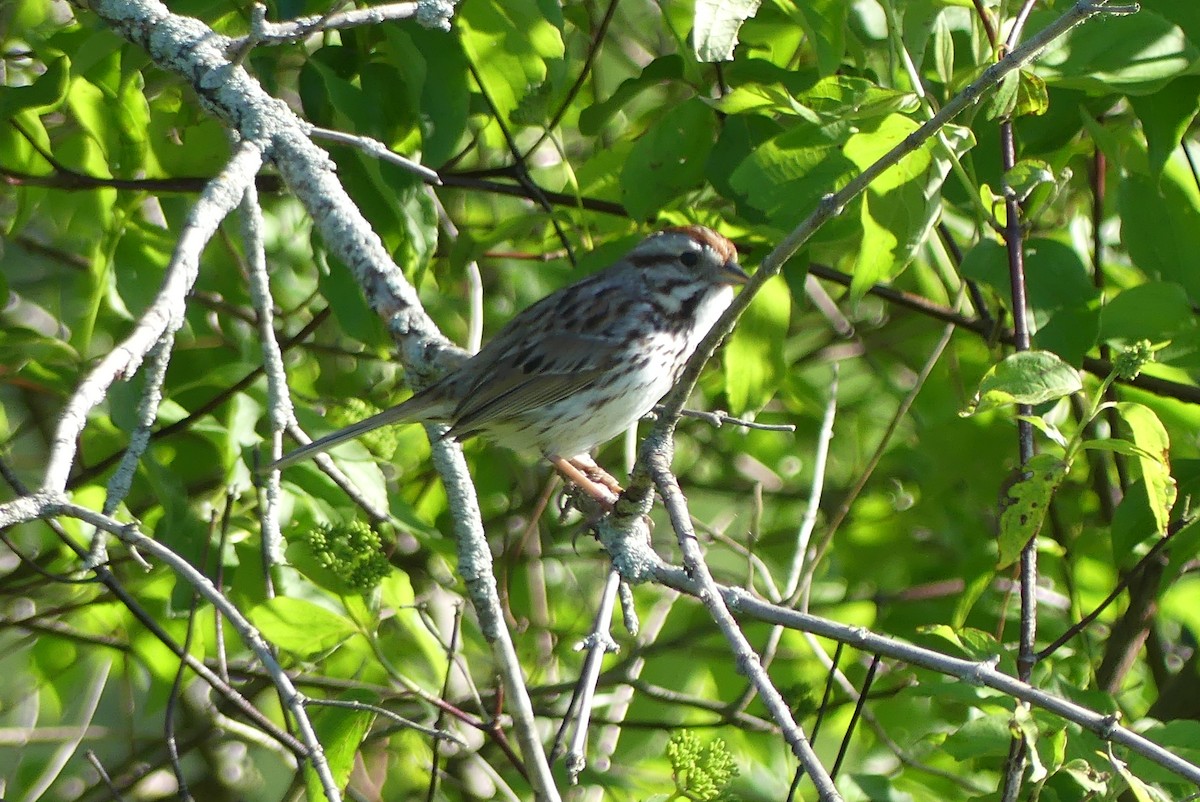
[304,691,377,800]
[985,70,1020,121]
[249,598,357,656]
[845,115,972,296]
[620,99,717,220]
[693,0,763,62]
[960,238,1099,365]
[729,123,857,229]
[931,10,955,88]
[1015,69,1049,118]
[1035,8,1198,95]
[1108,749,1158,802]
[965,351,1083,414]
[1116,402,1176,535]
[317,246,390,349]
[1101,282,1192,344]
[578,56,683,135]
[942,714,1013,760]
[724,275,791,414]
[794,76,918,120]
[998,454,1069,568]
[1111,479,1162,565]
[1004,159,1055,204]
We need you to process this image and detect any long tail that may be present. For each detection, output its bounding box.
[266,402,424,472]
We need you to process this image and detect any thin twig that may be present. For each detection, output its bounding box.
[224,1,450,53]
[669,407,797,432]
[243,174,288,593]
[305,698,464,744]
[309,125,442,185]
[561,568,622,782]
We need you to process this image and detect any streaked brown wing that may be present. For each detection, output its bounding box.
[447,332,619,439]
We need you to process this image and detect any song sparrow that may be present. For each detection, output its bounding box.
[271,226,748,476]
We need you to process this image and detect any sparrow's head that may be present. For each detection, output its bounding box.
[628,226,749,287]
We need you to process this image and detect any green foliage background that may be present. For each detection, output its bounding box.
[3,0,1200,799]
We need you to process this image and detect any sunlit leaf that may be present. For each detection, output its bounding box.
[249,598,358,656]
[693,0,763,62]
[965,351,1083,415]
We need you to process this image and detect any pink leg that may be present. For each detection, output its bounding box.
[549,455,619,509]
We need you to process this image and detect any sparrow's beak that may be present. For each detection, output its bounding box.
[721,261,751,285]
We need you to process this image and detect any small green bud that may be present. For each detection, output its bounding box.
[667,731,739,801]
[1113,340,1156,381]
[293,520,391,594]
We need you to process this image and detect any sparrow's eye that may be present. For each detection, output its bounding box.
[679,250,700,267]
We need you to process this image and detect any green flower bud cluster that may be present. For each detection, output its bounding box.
[301,520,391,593]
[667,730,740,801]
[1113,339,1156,381]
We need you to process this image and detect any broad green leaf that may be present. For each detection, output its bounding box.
[317,244,391,349]
[1015,69,1050,117]
[114,70,150,172]
[1108,749,1158,802]
[965,351,1083,415]
[1111,480,1162,565]
[1117,402,1176,535]
[1100,282,1192,343]
[795,76,918,120]
[942,714,1013,760]
[65,76,115,167]
[997,454,1068,568]
[249,597,357,656]
[578,56,683,135]
[1035,8,1198,95]
[729,123,856,228]
[299,47,370,130]
[985,70,1020,121]
[708,113,781,206]
[403,27,469,167]
[712,83,818,119]
[620,99,716,220]
[304,690,377,799]
[951,569,993,630]
[845,115,971,295]
[693,0,763,62]
[960,238,1100,364]
[931,10,955,88]
[724,275,790,414]
[1018,414,1068,449]
[1013,706,1047,782]
[987,69,1047,120]
[899,0,943,74]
